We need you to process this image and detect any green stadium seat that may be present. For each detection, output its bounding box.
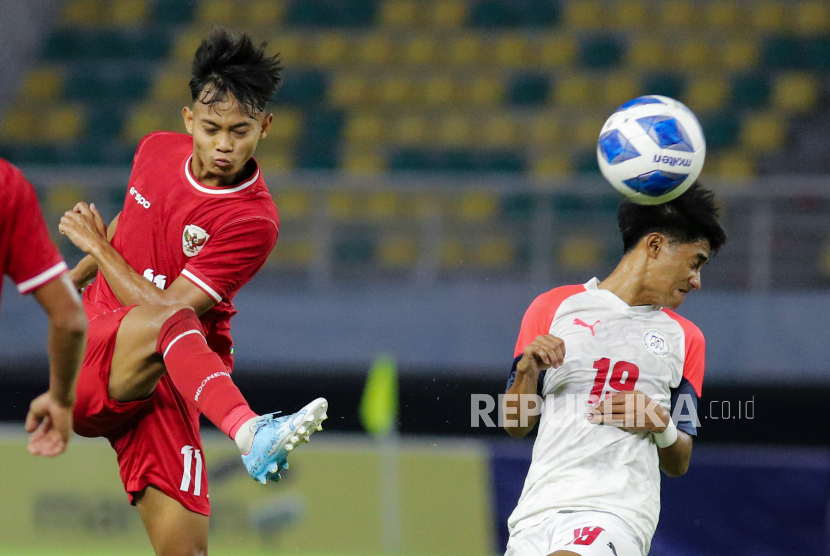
[808,38,830,70]
[508,74,551,106]
[287,0,376,27]
[731,74,771,109]
[579,36,625,69]
[469,0,558,28]
[763,37,801,69]
[301,110,344,146]
[390,149,430,171]
[573,150,601,175]
[293,141,340,170]
[333,235,377,265]
[64,67,150,101]
[500,193,535,221]
[153,0,196,24]
[275,71,327,105]
[86,108,124,141]
[643,73,686,100]
[699,112,740,148]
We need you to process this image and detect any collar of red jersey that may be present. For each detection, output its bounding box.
[184,154,260,195]
[585,277,658,314]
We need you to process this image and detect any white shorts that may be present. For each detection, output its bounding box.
[505,510,643,556]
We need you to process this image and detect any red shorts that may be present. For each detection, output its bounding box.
[73,305,210,516]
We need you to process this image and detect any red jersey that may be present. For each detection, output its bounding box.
[0,159,67,305]
[83,132,279,369]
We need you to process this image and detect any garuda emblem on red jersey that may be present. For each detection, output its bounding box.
[182,224,210,257]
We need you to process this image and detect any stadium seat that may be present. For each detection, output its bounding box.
[551,74,594,107]
[573,117,605,149]
[684,77,728,111]
[627,37,666,69]
[327,191,360,221]
[763,36,800,70]
[643,73,686,100]
[447,34,483,65]
[612,0,649,28]
[750,1,786,31]
[344,111,386,145]
[677,39,711,70]
[706,1,742,30]
[437,113,473,147]
[579,36,625,69]
[122,105,166,142]
[508,74,551,106]
[558,236,603,270]
[150,65,190,103]
[343,149,386,175]
[500,192,535,221]
[699,112,740,148]
[273,189,312,220]
[314,33,349,66]
[458,191,497,222]
[61,0,103,26]
[329,74,370,106]
[86,107,124,142]
[0,109,36,143]
[20,68,63,102]
[153,0,196,25]
[276,70,327,105]
[467,75,504,105]
[532,154,572,179]
[287,0,376,28]
[267,239,315,267]
[256,150,293,173]
[741,113,787,151]
[404,36,438,65]
[43,106,84,142]
[731,73,771,109]
[333,235,376,265]
[170,29,204,63]
[367,191,398,219]
[377,236,418,268]
[712,150,755,180]
[495,34,531,67]
[601,74,640,108]
[472,237,514,268]
[772,73,819,112]
[479,114,521,148]
[722,40,759,70]
[64,66,150,101]
[538,34,576,67]
[47,184,87,216]
[529,112,562,146]
[421,76,458,106]
[266,108,304,143]
[378,75,414,105]
[380,0,418,26]
[439,238,464,269]
[392,114,429,146]
[358,33,393,65]
[563,1,605,30]
[293,140,339,170]
[430,0,467,27]
[793,1,830,34]
[661,0,696,27]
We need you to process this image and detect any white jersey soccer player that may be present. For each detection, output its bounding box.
[503,184,726,556]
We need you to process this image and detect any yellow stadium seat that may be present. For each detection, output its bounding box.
[459,191,497,222]
[684,77,728,111]
[393,114,429,146]
[0,109,36,142]
[473,237,514,268]
[713,151,755,180]
[327,191,359,221]
[661,0,695,27]
[530,113,562,146]
[378,76,414,105]
[151,66,190,103]
[343,150,386,175]
[422,76,457,106]
[273,189,311,220]
[171,30,204,63]
[439,239,464,269]
[430,0,466,27]
[329,75,370,106]
[378,236,418,269]
[43,106,83,142]
[256,151,292,173]
[495,35,530,67]
[742,114,787,151]
[437,113,473,147]
[467,76,504,105]
[564,1,605,29]
[47,185,87,215]
[793,1,830,34]
[197,0,235,25]
[539,34,576,67]
[448,35,483,66]
[367,191,398,219]
[574,117,605,149]
[627,37,666,69]
[722,40,759,70]
[108,0,148,25]
[611,0,648,28]
[20,68,63,102]
[773,74,819,112]
[345,112,386,144]
[123,106,166,143]
[62,0,103,26]
[268,240,315,267]
[314,33,349,66]
[380,0,418,26]
[559,237,602,270]
[552,75,595,107]
[707,1,742,29]
[404,36,438,65]
[677,39,711,69]
[246,0,283,27]
[751,1,786,31]
[265,108,303,143]
[270,34,310,67]
[479,114,521,148]
[358,34,393,65]
[602,74,640,108]
[532,154,572,179]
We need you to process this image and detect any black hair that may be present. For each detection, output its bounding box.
[189,29,282,116]
[618,182,727,255]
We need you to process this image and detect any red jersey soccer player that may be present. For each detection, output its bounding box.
[58,31,327,555]
[0,159,86,457]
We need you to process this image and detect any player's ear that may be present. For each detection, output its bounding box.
[259,113,273,139]
[645,232,664,259]
[182,106,194,135]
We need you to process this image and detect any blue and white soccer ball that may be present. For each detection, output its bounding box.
[597,95,706,205]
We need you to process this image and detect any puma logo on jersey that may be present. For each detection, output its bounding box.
[129,186,151,209]
[574,318,600,336]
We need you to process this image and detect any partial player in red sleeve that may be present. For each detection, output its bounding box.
[55,31,327,556]
[0,160,87,457]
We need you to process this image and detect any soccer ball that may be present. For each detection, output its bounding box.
[596,95,706,205]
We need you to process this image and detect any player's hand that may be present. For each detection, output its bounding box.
[516,334,566,375]
[59,202,108,255]
[588,390,670,433]
[25,391,74,457]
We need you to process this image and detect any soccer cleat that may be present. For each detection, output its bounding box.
[241,398,329,484]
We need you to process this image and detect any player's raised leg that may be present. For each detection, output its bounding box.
[135,485,208,556]
[108,303,327,481]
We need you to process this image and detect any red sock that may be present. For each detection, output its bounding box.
[156,309,258,440]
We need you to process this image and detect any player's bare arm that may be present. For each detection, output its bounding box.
[60,204,215,315]
[26,273,87,457]
[589,390,692,476]
[69,211,119,290]
[504,334,565,438]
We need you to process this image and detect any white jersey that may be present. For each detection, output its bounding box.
[507,278,705,554]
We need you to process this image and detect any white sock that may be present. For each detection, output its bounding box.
[234,416,259,455]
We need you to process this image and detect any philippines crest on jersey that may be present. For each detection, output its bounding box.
[182,224,209,257]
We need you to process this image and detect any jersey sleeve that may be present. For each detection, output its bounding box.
[507,285,585,392]
[664,310,706,436]
[5,170,67,294]
[180,217,278,303]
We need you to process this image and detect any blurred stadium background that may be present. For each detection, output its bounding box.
[1,0,829,554]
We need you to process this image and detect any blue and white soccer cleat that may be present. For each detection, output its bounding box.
[241,397,328,484]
